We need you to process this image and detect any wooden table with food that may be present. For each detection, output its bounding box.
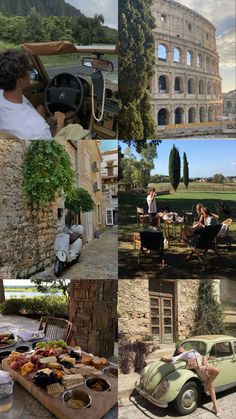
[2,340,118,419]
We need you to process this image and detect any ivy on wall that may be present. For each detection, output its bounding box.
[23,141,75,204]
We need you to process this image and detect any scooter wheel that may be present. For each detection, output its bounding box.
[54,258,65,277]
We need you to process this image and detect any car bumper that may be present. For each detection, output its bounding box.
[135,381,168,408]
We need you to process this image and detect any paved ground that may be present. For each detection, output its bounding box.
[32,227,118,280]
[119,388,236,419]
[0,314,117,418]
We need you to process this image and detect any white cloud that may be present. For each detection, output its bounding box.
[217,28,236,69]
[175,0,235,34]
[66,0,118,28]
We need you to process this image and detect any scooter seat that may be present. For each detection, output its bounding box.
[69,232,81,244]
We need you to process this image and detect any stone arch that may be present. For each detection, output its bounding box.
[158,108,169,126]
[174,47,180,63]
[208,106,213,122]
[174,76,183,93]
[188,78,195,94]
[226,101,232,109]
[186,50,193,66]
[174,107,184,124]
[188,107,196,123]
[206,56,211,72]
[207,80,212,95]
[199,106,206,122]
[158,44,167,61]
[158,75,169,93]
[197,53,204,68]
[213,82,217,96]
[199,79,205,95]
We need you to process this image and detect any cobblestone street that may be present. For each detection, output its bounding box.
[32,227,118,280]
[119,388,236,419]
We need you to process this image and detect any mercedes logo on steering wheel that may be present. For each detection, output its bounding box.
[59,91,66,100]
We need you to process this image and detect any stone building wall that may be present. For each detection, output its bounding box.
[69,280,117,357]
[118,280,151,339]
[151,0,223,135]
[0,140,61,279]
[175,280,199,340]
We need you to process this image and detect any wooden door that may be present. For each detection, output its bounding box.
[150,293,173,343]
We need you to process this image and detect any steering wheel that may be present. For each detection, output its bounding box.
[44,73,84,121]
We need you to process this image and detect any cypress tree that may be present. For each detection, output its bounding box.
[183,152,189,189]
[193,280,225,335]
[169,145,181,191]
[119,0,156,140]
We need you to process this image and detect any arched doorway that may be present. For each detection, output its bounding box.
[175,107,183,124]
[199,107,206,122]
[158,108,169,126]
[188,107,196,123]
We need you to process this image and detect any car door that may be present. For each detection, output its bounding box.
[208,341,236,389]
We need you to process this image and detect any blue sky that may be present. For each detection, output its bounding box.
[176,0,236,92]
[120,140,236,178]
[100,140,118,151]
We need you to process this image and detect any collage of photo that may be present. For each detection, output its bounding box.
[0,0,235,418]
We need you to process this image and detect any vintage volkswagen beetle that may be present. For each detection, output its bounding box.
[136,335,236,415]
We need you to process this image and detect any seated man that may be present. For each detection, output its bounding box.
[0,49,65,139]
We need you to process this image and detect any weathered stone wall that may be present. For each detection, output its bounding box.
[151,0,223,133]
[175,280,200,340]
[69,280,117,357]
[0,139,61,279]
[118,280,151,339]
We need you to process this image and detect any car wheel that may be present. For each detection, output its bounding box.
[173,381,201,415]
[54,258,64,277]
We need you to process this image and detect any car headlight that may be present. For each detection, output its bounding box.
[152,378,170,398]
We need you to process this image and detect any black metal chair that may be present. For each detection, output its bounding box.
[182,210,194,225]
[185,224,223,265]
[138,230,165,266]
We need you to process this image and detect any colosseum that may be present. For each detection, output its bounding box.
[150,0,223,137]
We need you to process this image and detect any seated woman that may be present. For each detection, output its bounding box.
[203,207,220,226]
[181,203,204,240]
[0,49,65,139]
[162,345,220,417]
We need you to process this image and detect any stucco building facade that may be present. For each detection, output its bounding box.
[101,149,118,226]
[151,0,223,137]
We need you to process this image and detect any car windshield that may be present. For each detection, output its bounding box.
[181,341,207,355]
[39,52,118,84]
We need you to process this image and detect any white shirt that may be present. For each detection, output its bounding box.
[147,194,157,214]
[172,350,201,362]
[0,90,52,139]
[205,216,220,226]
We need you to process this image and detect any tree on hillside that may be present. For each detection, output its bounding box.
[119,0,156,140]
[193,280,225,335]
[25,8,43,42]
[169,145,181,191]
[183,152,189,189]
[121,139,161,153]
[212,173,225,184]
[0,280,5,303]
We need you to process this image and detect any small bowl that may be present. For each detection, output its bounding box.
[0,351,11,363]
[62,389,92,409]
[102,366,118,378]
[16,346,30,353]
[85,377,111,392]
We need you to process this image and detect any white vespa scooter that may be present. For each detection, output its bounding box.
[54,224,83,277]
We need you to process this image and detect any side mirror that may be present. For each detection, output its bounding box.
[82,57,114,72]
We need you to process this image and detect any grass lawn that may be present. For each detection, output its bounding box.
[119,190,236,280]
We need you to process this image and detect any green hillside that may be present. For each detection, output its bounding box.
[0,0,81,17]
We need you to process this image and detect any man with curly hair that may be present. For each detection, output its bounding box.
[0,49,65,139]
